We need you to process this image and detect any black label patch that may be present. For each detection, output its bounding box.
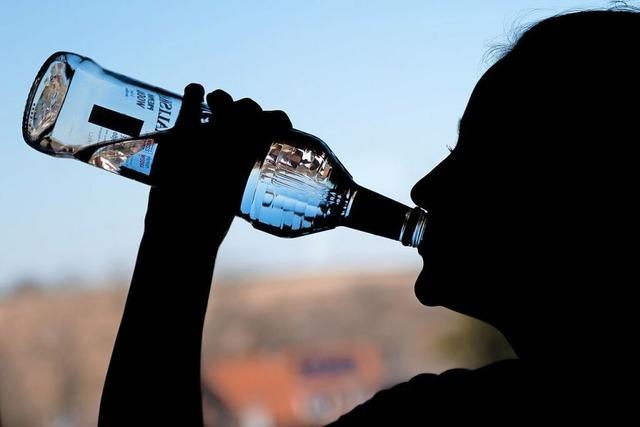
[89,105,143,137]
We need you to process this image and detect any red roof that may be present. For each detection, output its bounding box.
[203,341,383,426]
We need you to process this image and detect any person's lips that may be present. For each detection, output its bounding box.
[416,211,431,256]
[414,212,439,306]
[417,239,426,257]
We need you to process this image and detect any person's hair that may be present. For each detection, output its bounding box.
[486,2,640,64]
[473,6,640,156]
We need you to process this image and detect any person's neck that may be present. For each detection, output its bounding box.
[498,317,552,366]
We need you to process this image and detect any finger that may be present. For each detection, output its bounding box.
[261,110,293,132]
[175,83,204,130]
[206,89,233,113]
[233,98,263,117]
[184,82,205,101]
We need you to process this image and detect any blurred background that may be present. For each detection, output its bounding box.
[0,1,613,426]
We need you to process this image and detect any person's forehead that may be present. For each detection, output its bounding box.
[459,58,514,132]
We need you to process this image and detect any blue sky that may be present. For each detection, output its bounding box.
[0,0,610,289]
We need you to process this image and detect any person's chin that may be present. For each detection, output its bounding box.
[415,213,441,306]
[414,266,440,307]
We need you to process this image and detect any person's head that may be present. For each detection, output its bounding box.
[411,8,639,362]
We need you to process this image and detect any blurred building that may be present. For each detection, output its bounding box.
[203,342,383,427]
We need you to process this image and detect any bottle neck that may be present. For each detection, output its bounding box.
[343,186,427,247]
[399,207,428,247]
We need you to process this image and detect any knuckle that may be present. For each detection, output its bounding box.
[184,83,205,99]
[235,98,262,112]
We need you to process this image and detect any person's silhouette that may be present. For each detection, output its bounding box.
[98,8,637,426]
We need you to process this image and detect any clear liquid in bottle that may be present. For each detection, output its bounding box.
[239,137,355,237]
[23,51,427,247]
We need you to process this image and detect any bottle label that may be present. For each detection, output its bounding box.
[87,138,157,176]
[121,139,157,175]
[51,65,180,148]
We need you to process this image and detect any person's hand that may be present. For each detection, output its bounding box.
[146,83,293,243]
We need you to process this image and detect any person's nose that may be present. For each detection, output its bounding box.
[411,173,432,210]
[410,154,456,211]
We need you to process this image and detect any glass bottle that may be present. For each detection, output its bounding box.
[23,51,427,247]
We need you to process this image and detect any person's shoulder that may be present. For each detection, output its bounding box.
[325,359,526,426]
[436,358,525,388]
[396,358,527,404]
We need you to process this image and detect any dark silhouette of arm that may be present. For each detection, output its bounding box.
[97,189,221,426]
[98,84,292,426]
